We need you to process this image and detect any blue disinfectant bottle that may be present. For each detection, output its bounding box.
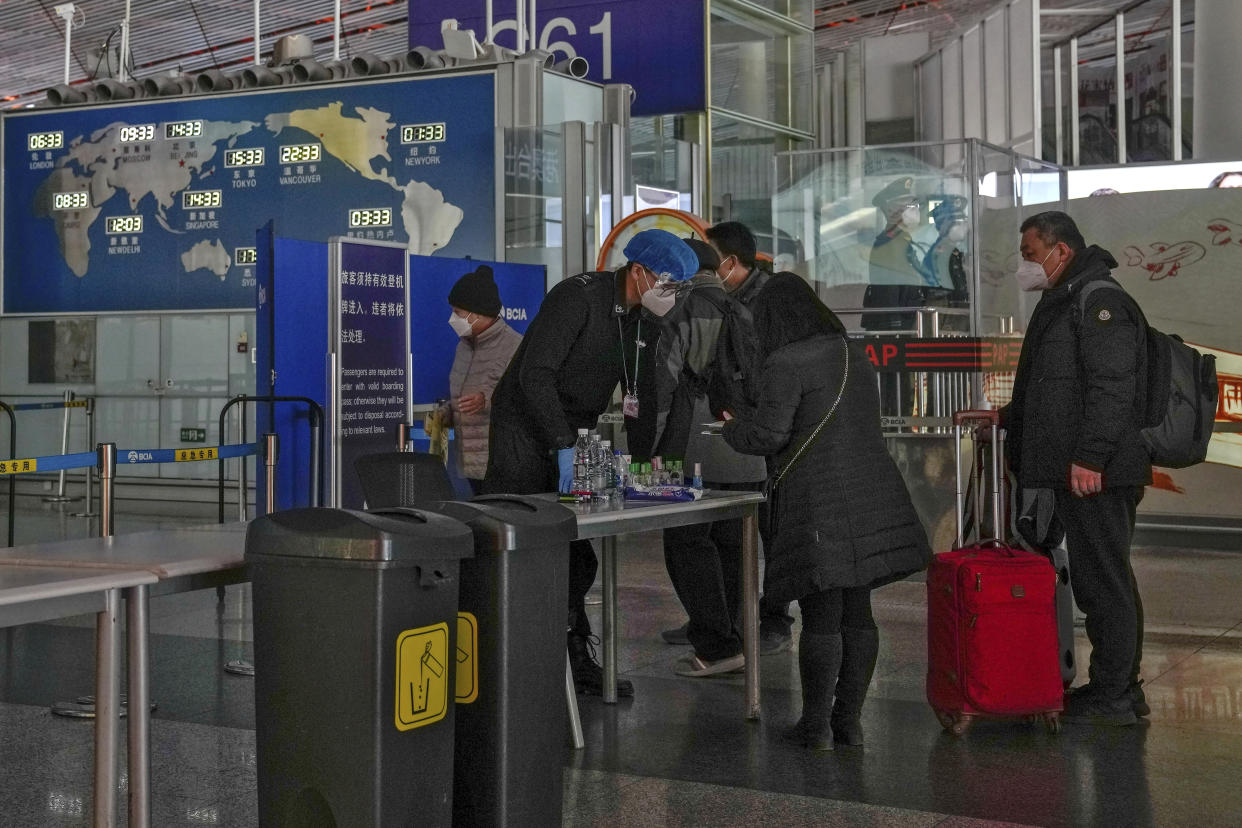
[691,462,703,492]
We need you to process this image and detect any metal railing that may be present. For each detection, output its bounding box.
[217,395,323,524]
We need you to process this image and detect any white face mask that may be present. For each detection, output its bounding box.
[448,312,474,337]
[1015,246,1059,292]
[900,205,921,230]
[948,223,968,243]
[640,282,678,317]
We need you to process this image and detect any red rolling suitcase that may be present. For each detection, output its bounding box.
[926,410,1063,735]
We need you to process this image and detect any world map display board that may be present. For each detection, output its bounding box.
[2,71,496,314]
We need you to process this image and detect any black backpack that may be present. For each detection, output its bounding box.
[1077,280,1218,468]
[689,286,762,418]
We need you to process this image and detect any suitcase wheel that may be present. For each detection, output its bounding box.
[935,709,971,736]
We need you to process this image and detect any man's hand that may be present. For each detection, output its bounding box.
[1069,463,1102,498]
[457,392,486,416]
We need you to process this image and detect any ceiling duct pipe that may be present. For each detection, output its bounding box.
[142,73,195,96]
[46,83,93,106]
[195,69,244,93]
[292,58,351,82]
[93,78,144,101]
[351,52,404,76]
[554,56,589,78]
[407,47,448,70]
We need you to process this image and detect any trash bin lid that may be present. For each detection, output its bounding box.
[245,507,473,563]
[424,495,577,552]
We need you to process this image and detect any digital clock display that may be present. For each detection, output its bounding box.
[348,208,392,228]
[53,191,90,211]
[401,122,447,144]
[224,148,265,168]
[279,143,321,164]
[165,120,203,139]
[28,131,63,151]
[106,216,143,235]
[235,247,257,266]
[119,124,156,143]
[182,189,222,210]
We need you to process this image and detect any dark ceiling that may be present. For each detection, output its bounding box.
[0,0,1181,108]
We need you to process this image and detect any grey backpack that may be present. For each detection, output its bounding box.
[1078,280,1218,468]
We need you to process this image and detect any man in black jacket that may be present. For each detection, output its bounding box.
[484,228,697,697]
[1003,211,1151,726]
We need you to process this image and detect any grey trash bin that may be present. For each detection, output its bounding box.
[246,507,474,828]
[425,495,576,828]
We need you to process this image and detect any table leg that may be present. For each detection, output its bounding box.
[127,585,151,828]
[601,535,618,705]
[94,588,122,828]
[742,506,760,720]
[565,656,585,749]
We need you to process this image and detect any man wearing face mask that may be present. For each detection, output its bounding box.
[437,265,522,494]
[699,221,793,655]
[484,228,697,697]
[922,196,971,314]
[862,177,933,334]
[1001,210,1151,727]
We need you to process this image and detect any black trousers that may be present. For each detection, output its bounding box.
[799,587,875,635]
[663,481,764,661]
[483,419,598,637]
[1055,485,1145,698]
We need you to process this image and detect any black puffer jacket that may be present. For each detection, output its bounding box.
[1003,245,1152,489]
[723,333,931,602]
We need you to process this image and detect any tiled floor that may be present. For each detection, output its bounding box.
[2,500,1242,826]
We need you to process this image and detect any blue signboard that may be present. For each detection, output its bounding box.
[407,255,546,403]
[332,239,410,509]
[3,72,495,314]
[409,1,705,117]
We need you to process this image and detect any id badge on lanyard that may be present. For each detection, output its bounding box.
[622,392,639,418]
[620,317,642,418]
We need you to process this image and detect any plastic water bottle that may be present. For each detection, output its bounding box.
[572,428,592,496]
[600,440,616,499]
[613,450,627,496]
[691,462,703,492]
[589,433,608,498]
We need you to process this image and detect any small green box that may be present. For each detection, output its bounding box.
[180,427,207,443]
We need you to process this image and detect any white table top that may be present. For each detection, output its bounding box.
[537,490,765,540]
[0,523,248,579]
[0,564,157,607]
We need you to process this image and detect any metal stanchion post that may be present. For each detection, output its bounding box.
[99,442,115,538]
[237,405,247,523]
[44,390,79,502]
[71,398,98,517]
[396,422,411,451]
[263,432,278,515]
[225,435,269,678]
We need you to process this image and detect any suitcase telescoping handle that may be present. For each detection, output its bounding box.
[953,410,1004,548]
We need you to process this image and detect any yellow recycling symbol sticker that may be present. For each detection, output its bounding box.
[456,612,478,704]
[394,622,449,731]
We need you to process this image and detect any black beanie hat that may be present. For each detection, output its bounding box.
[448,265,502,317]
[684,238,721,272]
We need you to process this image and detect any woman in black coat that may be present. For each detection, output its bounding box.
[723,273,931,750]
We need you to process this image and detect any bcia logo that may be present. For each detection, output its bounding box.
[502,306,528,321]
[126,451,154,463]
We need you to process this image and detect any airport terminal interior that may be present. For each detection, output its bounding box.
[1,0,1241,826]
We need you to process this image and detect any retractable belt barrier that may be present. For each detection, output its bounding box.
[9,399,91,411]
[1,441,264,547]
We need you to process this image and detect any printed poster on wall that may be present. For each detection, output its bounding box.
[331,238,410,510]
[2,72,495,313]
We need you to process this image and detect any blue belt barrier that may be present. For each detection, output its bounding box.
[118,443,258,464]
[10,400,89,411]
[0,451,97,474]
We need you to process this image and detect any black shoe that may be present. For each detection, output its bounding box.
[781,718,833,751]
[568,633,634,697]
[1067,681,1149,717]
[661,622,690,645]
[1129,680,1150,717]
[759,628,792,655]
[1062,689,1137,726]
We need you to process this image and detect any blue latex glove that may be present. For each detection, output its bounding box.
[557,448,575,494]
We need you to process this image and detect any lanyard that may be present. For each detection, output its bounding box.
[618,317,641,395]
